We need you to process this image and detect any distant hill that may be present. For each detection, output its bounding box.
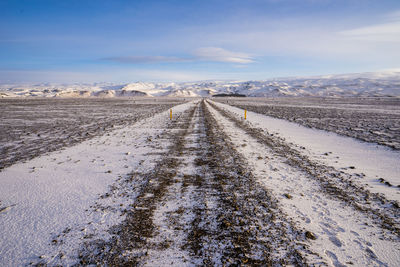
[213,93,246,97]
[1,71,400,98]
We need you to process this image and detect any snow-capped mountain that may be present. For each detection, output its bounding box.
[1,71,400,98]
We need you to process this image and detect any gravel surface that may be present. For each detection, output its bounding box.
[209,101,400,236]
[0,98,185,170]
[74,101,308,266]
[215,97,400,150]
[2,98,399,266]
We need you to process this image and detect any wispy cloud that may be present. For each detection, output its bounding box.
[102,47,255,65]
[385,9,400,21]
[102,56,191,64]
[339,21,400,42]
[194,47,254,64]
[176,8,400,66]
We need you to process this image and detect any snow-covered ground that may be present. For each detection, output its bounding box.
[212,101,400,202]
[219,97,400,151]
[1,98,399,266]
[0,101,195,266]
[208,100,400,266]
[0,98,184,170]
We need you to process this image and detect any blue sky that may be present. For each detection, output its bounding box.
[1,0,400,82]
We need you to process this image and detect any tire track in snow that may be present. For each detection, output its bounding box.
[31,98,399,266]
[74,100,314,265]
[183,101,310,265]
[25,102,197,266]
[207,100,400,266]
[208,100,400,236]
[143,101,206,266]
[76,102,199,265]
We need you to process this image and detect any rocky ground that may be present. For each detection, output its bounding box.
[216,97,400,150]
[1,98,399,266]
[70,101,313,266]
[0,98,185,170]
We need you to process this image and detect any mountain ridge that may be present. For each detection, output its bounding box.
[1,71,400,98]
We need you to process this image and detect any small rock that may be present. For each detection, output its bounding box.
[384,181,392,187]
[305,231,316,240]
[283,193,292,199]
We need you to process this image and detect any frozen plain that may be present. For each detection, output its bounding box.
[0,97,399,266]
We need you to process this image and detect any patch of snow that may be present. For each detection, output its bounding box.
[207,101,400,266]
[0,101,196,266]
[213,101,400,202]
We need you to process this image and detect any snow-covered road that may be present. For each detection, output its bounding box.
[1,99,399,266]
[208,100,400,266]
[0,101,194,266]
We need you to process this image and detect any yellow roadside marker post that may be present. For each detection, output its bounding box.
[170,109,172,120]
[244,109,247,120]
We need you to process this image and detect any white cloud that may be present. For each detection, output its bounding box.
[380,67,400,72]
[102,56,191,64]
[167,8,400,66]
[385,9,400,21]
[101,47,255,65]
[339,21,400,42]
[194,47,254,64]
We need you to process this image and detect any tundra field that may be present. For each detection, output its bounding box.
[0,97,399,266]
